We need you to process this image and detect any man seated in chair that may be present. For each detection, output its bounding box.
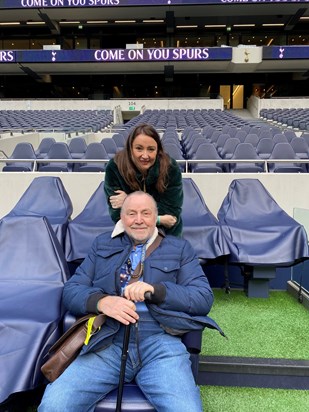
[39,191,218,412]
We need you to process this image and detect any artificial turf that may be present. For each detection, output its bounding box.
[202,289,309,359]
[200,385,309,412]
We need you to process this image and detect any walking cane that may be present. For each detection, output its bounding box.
[115,322,131,412]
[115,292,152,412]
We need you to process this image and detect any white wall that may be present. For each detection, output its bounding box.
[0,98,224,112]
[247,95,309,118]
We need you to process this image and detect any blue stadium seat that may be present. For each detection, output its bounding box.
[35,137,56,159]
[39,142,73,172]
[68,137,88,159]
[190,143,223,173]
[230,143,264,173]
[101,137,119,158]
[65,182,114,262]
[0,215,69,404]
[2,142,36,172]
[268,142,304,173]
[217,179,309,297]
[182,178,229,261]
[77,142,109,172]
[6,176,73,249]
[256,138,275,160]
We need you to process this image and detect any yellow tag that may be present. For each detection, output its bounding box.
[84,316,96,345]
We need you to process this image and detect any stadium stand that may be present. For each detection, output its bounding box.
[0,110,113,134]
[0,0,309,408]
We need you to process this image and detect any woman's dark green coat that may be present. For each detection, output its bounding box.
[104,156,183,236]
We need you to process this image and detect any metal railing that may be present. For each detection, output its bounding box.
[0,158,309,173]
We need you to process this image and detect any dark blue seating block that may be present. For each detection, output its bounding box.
[65,182,114,262]
[217,179,309,297]
[6,176,73,249]
[182,178,229,260]
[0,216,69,404]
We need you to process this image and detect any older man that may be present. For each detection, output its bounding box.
[39,191,219,412]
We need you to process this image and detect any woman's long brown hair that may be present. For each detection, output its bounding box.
[114,123,171,192]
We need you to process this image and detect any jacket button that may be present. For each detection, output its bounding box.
[164,267,168,271]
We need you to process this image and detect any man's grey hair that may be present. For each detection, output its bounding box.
[120,191,158,216]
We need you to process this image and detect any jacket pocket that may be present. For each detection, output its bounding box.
[149,259,180,281]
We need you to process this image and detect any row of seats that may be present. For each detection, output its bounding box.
[260,108,309,131]
[0,109,113,134]
[5,176,308,269]
[2,134,126,172]
[4,134,309,174]
[163,126,309,173]
[1,176,308,407]
[120,108,265,131]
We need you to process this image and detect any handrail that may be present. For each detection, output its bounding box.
[0,150,8,159]
[0,157,308,173]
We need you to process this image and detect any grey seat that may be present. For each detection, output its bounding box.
[256,138,275,160]
[230,143,264,173]
[35,138,56,159]
[3,142,36,172]
[101,138,119,158]
[191,143,223,173]
[77,142,109,172]
[268,142,304,173]
[68,137,88,159]
[39,142,73,172]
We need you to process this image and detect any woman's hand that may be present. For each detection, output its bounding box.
[158,214,177,228]
[109,190,127,209]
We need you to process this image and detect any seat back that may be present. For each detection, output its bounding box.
[39,142,73,172]
[112,133,127,149]
[182,178,229,260]
[244,133,259,147]
[256,138,274,159]
[0,215,69,404]
[162,143,186,171]
[3,142,36,172]
[68,137,88,159]
[77,143,109,172]
[35,137,56,158]
[269,142,303,172]
[230,143,264,173]
[191,143,223,173]
[7,176,73,248]
[219,137,240,159]
[217,178,309,265]
[65,181,114,262]
[101,138,119,158]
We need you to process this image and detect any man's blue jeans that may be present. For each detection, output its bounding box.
[38,313,203,412]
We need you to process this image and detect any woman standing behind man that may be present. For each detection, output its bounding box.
[104,123,183,236]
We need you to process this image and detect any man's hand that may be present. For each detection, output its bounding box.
[124,282,154,302]
[97,295,139,325]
